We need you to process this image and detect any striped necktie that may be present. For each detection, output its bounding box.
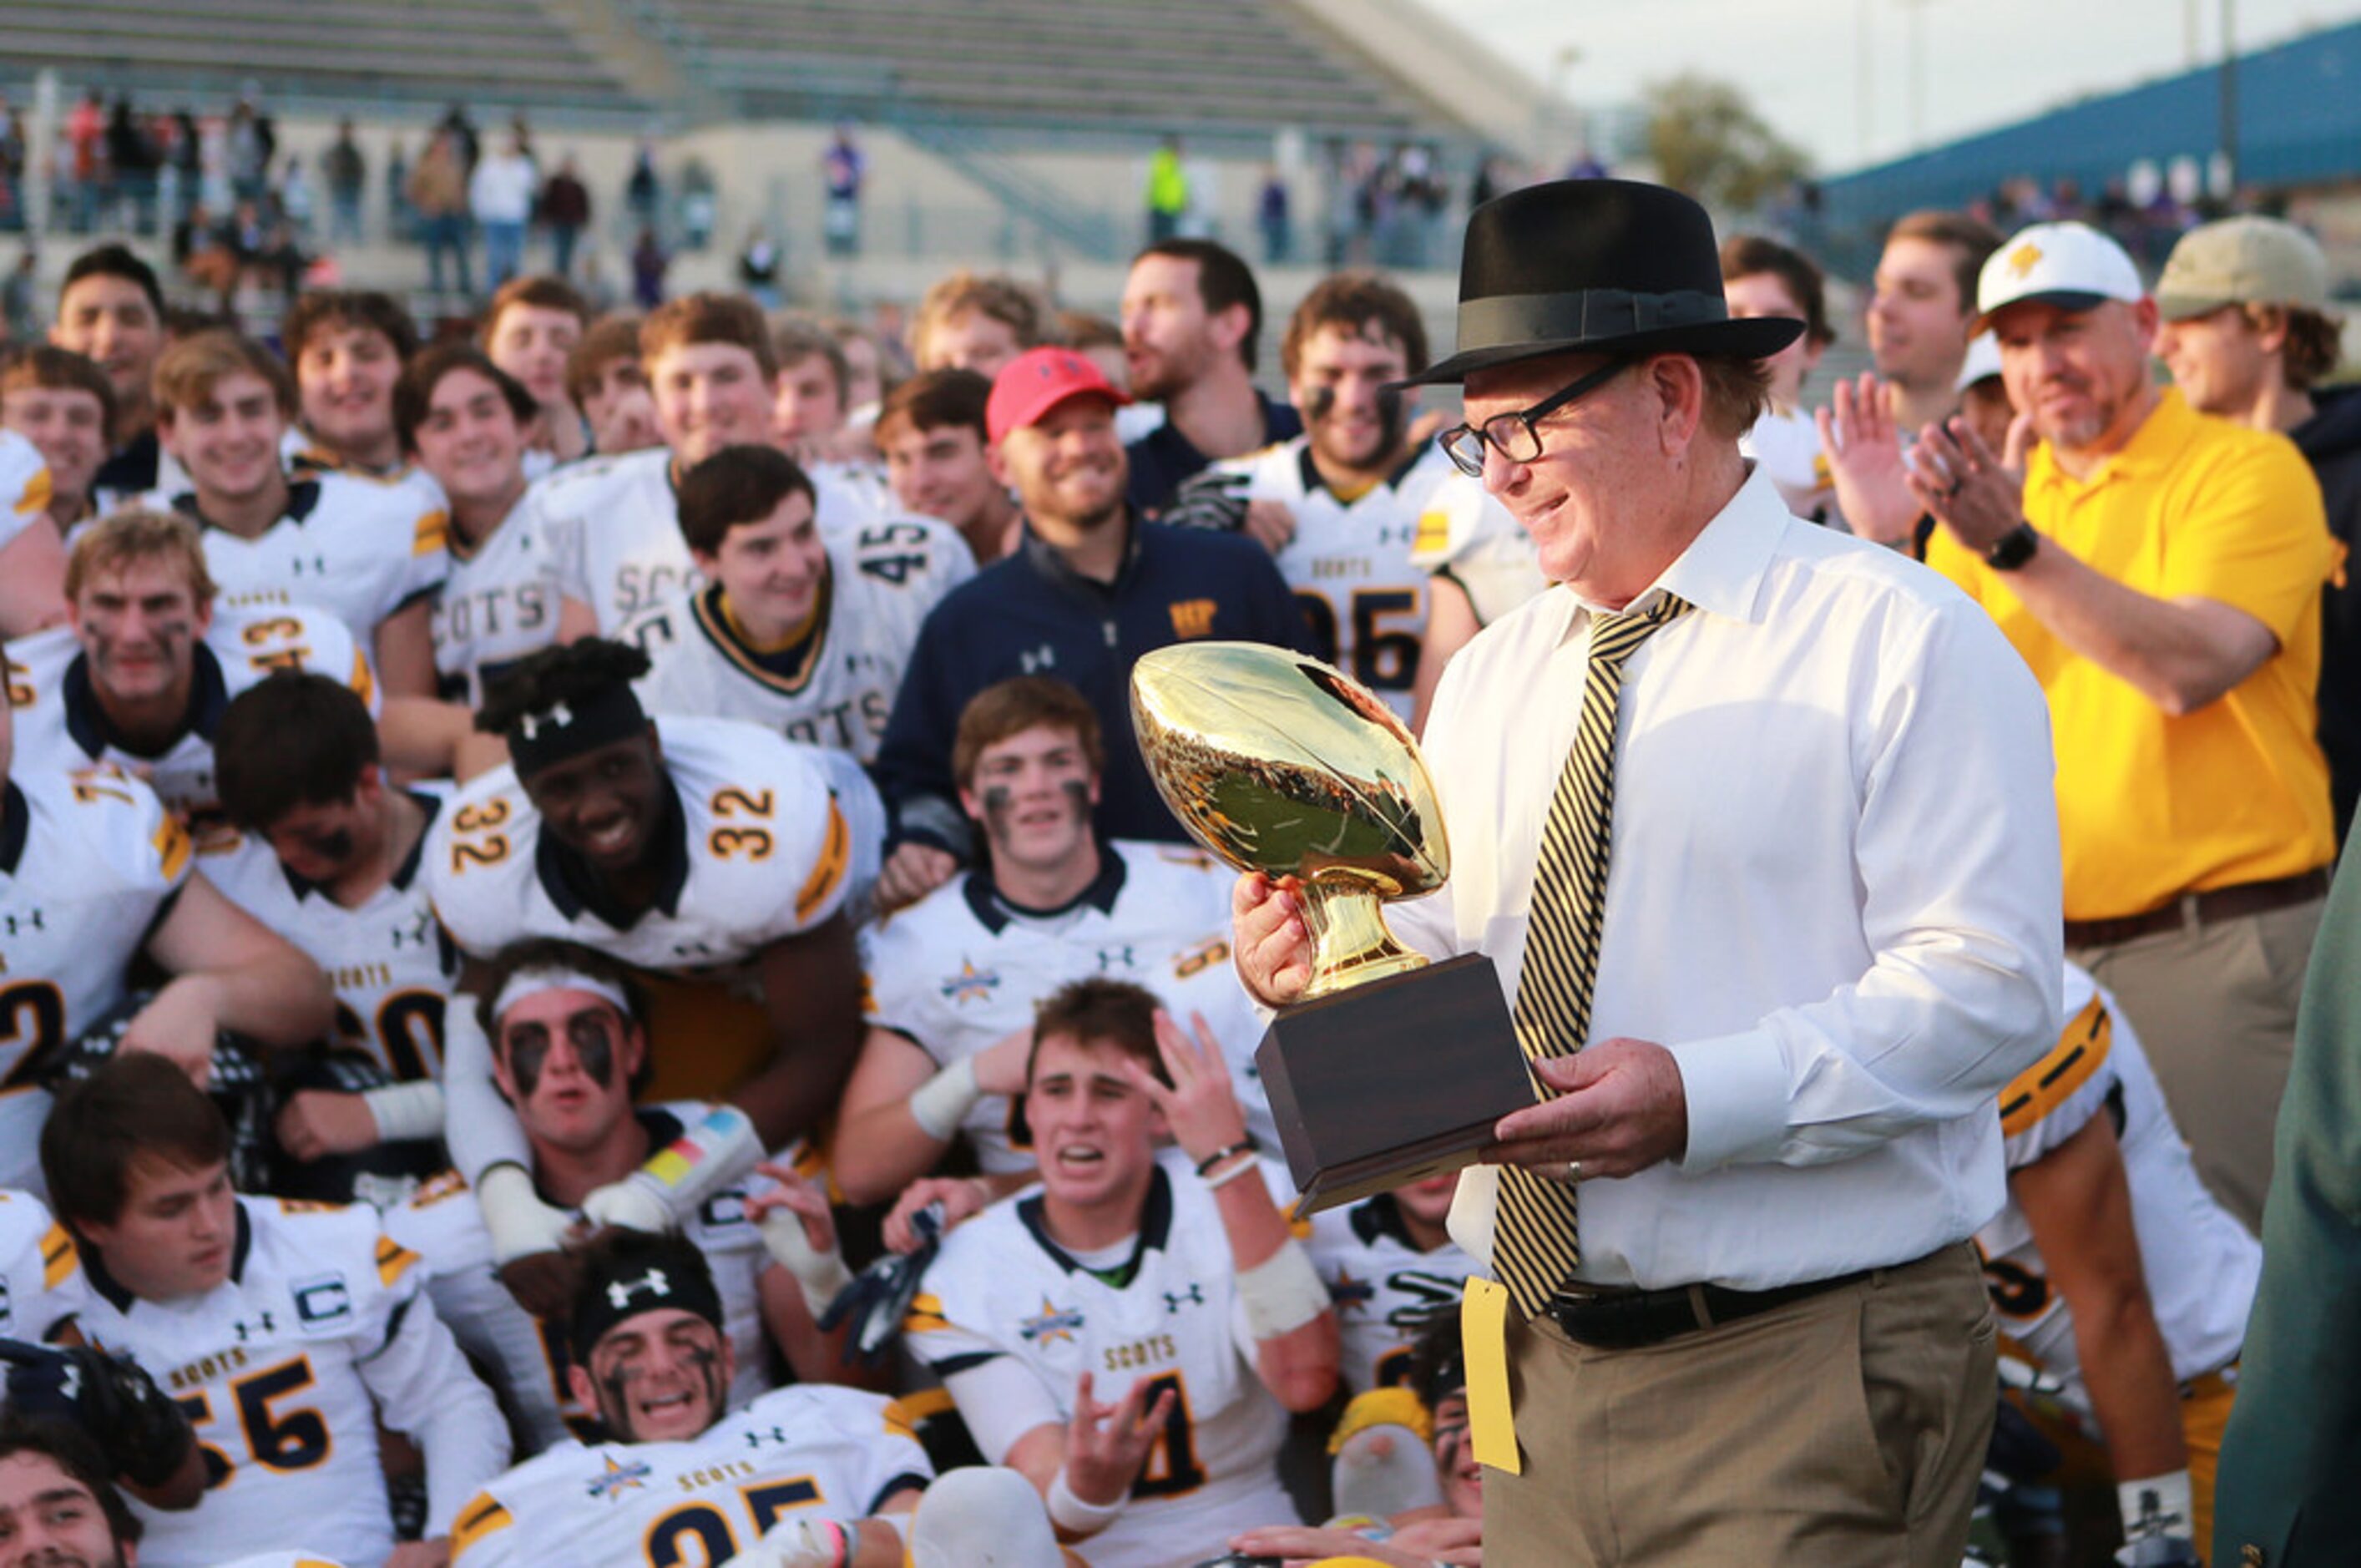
[1490,593,1693,1318]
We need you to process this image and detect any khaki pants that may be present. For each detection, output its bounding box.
[1485,1244,1996,1565]
[2074,896,2323,1232]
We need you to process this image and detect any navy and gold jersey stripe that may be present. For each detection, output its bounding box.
[2000,990,2113,1138]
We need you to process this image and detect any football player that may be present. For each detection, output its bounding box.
[145,329,447,698]
[281,290,422,481]
[447,1231,929,1567]
[876,368,1024,566]
[1170,272,1484,723]
[0,361,85,635]
[564,312,662,458]
[1306,1171,1476,1398]
[0,620,334,1183]
[537,294,886,636]
[481,276,591,469]
[3,508,373,819]
[423,640,876,1307]
[386,943,833,1454]
[50,245,172,508]
[1976,964,2256,1561]
[624,443,971,763]
[206,672,456,1163]
[395,343,593,706]
[906,979,1337,1566]
[43,1054,509,1568]
[837,677,1272,1214]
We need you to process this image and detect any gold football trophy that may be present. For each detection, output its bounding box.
[1131,643,1527,1212]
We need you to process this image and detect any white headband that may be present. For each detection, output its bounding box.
[492,966,634,1026]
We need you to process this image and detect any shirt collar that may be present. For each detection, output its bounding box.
[1553,463,1787,642]
[1294,439,1428,503]
[963,840,1128,934]
[169,478,321,530]
[1019,510,1144,593]
[2027,386,2192,495]
[63,640,231,759]
[1348,1190,1416,1249]
[1017,1160,1175,1276]
[0,781,26,875]
[533,776,691,926]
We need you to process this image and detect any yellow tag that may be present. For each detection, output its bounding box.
[1460,1277,1521,1474]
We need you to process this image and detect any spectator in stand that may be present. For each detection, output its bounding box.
[439,101,480,173]
[1256,164,1292,265]
[823,121,865,257]
[408,129,473,299]
[910,270,1054,381]
[104,96,156,235]
[2153,215,2361,842]
[1120,238,1301,516]
[538,152,590,279]
[1919,221,2337,1232]
[386,136,414,240]
[625,138,660,227]
[631,225,669,307]
[324,117,367,245]
[0,98,26,234]
[277,154,316,240]
[739,225,781,309]
[65,90,104,233]
[1145,133,1188,244]
[471,131,538,294]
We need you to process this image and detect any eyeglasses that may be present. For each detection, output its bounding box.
[1438,359,1630,478]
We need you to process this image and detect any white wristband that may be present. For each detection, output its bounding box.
[1046,1468,1125,1536]
[756,1202,855,1318]
[1236,1237,1330,1341]
[476,1163,574,1265]
[361,1080,446,1143]
[907,1055,982,1141]
[2117,1469,2194,1542]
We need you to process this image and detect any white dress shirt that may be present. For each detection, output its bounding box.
[1402,465,2064,1292]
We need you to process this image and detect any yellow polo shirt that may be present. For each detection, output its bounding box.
[1929,388,2334,921]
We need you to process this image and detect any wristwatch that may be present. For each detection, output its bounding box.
[1984,522,2040,572]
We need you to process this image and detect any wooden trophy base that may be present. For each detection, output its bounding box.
[1254,951,1528,1216]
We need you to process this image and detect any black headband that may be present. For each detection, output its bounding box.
[569,1241,725,1364]
[505,681,650,780]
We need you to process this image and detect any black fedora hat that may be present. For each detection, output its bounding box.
[1404,178,1804,387]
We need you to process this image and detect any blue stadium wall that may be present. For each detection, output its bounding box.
[1819,20,2361,226]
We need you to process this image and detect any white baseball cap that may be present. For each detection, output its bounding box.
[1976,221,2145,326]
[1955,331,2004,392]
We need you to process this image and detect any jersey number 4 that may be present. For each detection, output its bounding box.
[1128,1370,1208,1500]
[645,1478,822,1566]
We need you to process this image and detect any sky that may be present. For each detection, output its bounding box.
[1410,0,2361,175]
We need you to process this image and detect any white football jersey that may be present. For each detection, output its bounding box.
[1404,467,1545,629]
[623,517,973,763]
[908,1150,1300,1568]
[197,787,457,1082]
[1307,1195,1479,1396]
[0,430,50,552]
[210,1555,351,1568]
[385,1111,779,1455]
[533,449,693,635]
[3,602,376,818]
[0,769,191,1190]
[1212,438,1460,721]
[78,1196,506,1568]
[0,1188,85,1341]
[1974,963,2259,1409]
[449,1382,930,1567]
[861,842,1276,1174]
[150,471,449,645]
[432,488,571,706]
[426,716,864,974]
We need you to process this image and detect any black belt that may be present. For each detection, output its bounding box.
[1545,1267,1872,1351]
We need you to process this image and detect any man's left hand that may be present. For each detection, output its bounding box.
[1132,1010,1246,1168]
[1484,1037,1687,1180]
[1907,415,2027,554]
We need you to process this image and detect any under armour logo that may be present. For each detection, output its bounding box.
[743,1425,790,1450]
[390,912,435,949]
[2,910,43,936]
[1096,946,1135,972]
[1018,645,1056,673]
[232,1312,278,1342]
[288,554,330,575]
[1164,1285,1205,1313]
[515,702,574,741]
[608,1267,670,1309]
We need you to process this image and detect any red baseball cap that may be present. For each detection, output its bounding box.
[985,346,1130,445]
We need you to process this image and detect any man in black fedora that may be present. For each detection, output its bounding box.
[1231,180,2065,1561]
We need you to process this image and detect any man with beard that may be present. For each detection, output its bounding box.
[871,347,1307,913]
[1169,271,1499,722]
[49,246,171,509]
[446,1232,929,1567]
[1119,240,1300,518]
[1919,220,2336,1232]
[0,1419,149,1568]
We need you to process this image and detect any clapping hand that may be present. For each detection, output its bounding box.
[1907,413,2035,554]
[1814,372,1921,545]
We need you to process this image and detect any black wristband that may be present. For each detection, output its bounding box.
[1195,1136,1259,1177]
[1985,522,2040,572]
